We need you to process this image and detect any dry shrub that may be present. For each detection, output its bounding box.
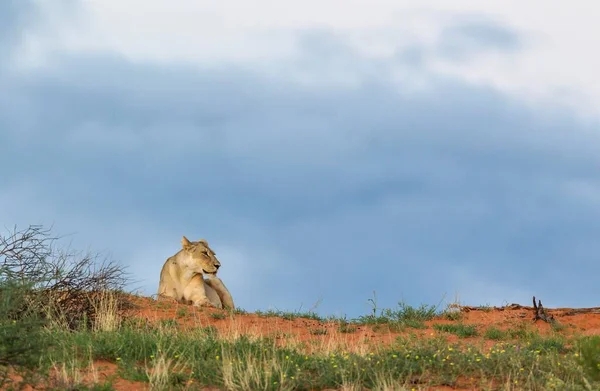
[0,225,133,330]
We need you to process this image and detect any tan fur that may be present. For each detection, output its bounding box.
[158,236,235,309]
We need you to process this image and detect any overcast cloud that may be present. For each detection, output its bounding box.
[2,0,600,317]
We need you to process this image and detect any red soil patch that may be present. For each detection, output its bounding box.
[130,296,600,353]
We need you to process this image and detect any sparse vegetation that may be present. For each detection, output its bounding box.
[354,295,438,331]
[310,328,328,336]
[433,323,479,338]
[337,321,357,334]
[210,312,227,320]
[7,322,596,390]
[484,326,506,340]
[255,309,324,321]
[3,226,600,390]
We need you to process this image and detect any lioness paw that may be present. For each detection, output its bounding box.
[193,298,217,308]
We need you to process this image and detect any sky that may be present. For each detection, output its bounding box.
[2,0,600,317]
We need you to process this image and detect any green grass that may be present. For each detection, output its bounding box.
[233,307,248,315]
[1,277,597,391]
[433,323,479,338]
[337,322,357,334]
[21,323,596,390]
[484,326,506,340]
[441,310,464,321]
[210,312,227,320]
[354,301,439,332]
[255,309,324,321]
[2,301,599,390]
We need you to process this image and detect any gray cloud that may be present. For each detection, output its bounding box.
[437,17,521,61]
[0,0,34,52]
[2,11,600,317]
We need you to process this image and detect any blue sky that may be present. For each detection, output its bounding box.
[2,0,600,317]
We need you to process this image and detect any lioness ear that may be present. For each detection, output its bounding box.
[181,236,192,250]
[199,239,209,247]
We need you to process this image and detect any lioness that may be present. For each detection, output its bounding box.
[158,236,235,309]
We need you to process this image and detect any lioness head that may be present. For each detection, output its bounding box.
[181,236,221,275]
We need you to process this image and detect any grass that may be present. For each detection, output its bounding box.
[17,321,597,390]
[255,309,324,321]
[433,323,479,338]
[210,312,227,320]
[4,227,598,389]
[2,287,599,390]
[354,300,439,332]
[337,322,357,334]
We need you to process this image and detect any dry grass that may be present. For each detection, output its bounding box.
[91,290,123,332]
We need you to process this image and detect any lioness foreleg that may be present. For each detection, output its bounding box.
[184,275,217,308]
[205,276,235,310]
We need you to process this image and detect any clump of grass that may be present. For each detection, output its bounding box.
[484,326,507,340]
[310,328,328,336]
[159,319,179,328]
[338,322,357,334]
[201,325,219,338]
[91,291,122,332]
[210,312,227,320]
[255,309,323,322]
[576,335,600,381]
[477,305,493,312]
[526,335,567,354]
[441,310,463,321]
[176,308,188,318]
[355,297,438,331]
[433,323,478,338]
[0,281,48,387]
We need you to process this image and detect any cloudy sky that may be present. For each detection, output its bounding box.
[2,0,600,317]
